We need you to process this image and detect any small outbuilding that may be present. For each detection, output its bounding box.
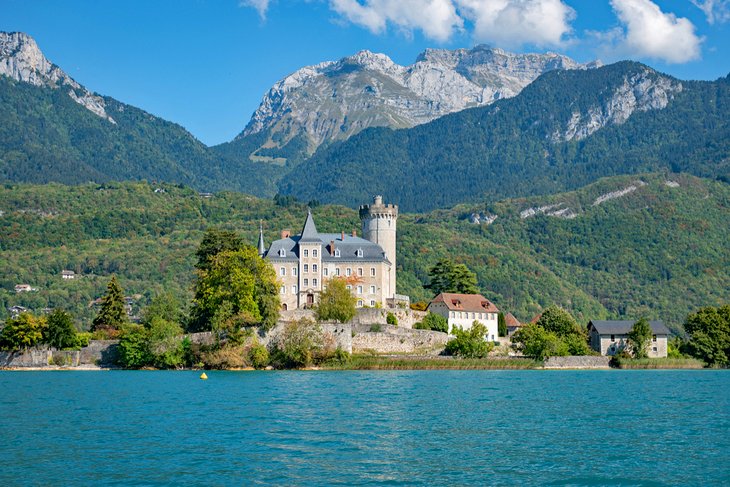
[587,320,670,358]
[504,312,522,336]
[61,270,76,280]
[427,293,500,341]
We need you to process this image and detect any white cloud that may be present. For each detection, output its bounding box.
[691,0,730,24]
[604,0,703,64]
[240,0,271,19]
[329,0,463,42]
[456,0,575,48]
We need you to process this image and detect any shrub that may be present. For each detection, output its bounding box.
[445,321,494,358]
[512,323,569,360]
[386,312,398,326]
[199,344,248,369]
[117,324,152,368]
[271,318,327,368]
[369,324,383,332]
[75,332,91,348]
[410,301,428,311]
[248,342,270,369]
[414,312,448,333]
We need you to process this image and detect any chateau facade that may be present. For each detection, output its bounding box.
[259,196,398,310]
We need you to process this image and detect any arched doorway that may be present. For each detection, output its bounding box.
[306,293,314,307]
[281,303,288,311]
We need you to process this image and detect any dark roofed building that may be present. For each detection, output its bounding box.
[588,320,670,357]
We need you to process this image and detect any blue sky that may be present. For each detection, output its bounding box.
[1,0,728,145]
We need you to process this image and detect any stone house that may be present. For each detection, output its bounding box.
[61,270,76,280]
[587,320,670,358]
[505,312,522,336]
[427,293,500,341]
[14,284,33,293]
[259,196,398,310]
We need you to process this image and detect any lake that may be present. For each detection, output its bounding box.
[1,370,728,486]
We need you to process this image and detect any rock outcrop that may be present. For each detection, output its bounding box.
[0,31,115,123]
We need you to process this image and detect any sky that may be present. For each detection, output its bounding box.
[1,0,728,146]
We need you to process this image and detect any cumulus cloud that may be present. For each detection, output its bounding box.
[329,0,463,42]
[605,0,703,63]
[456,0,575,48]
[239,0,575,46]
[240,0,271,19]
[691,0,730,24]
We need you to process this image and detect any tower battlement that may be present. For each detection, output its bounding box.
[359,195,398,219]
[359,195,398,300]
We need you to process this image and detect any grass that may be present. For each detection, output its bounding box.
[612,357,706,369]
[322,355,541,370]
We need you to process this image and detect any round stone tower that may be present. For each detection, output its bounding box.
[359,195,398,299]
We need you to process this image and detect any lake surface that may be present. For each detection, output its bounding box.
[1,370,728,486]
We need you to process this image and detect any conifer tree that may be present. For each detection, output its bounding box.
[92,276,128,333]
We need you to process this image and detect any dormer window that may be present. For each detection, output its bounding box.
[334,249,341,258]
[356,248,363,258]
[278,249,286,257]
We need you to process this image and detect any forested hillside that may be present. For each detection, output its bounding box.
[279,62,730,211]
[2,174,727,332]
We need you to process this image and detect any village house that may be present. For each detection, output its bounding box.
[259,196,400,310]
[14,284,35,293]
[61,270,76,280]
[7,305,27,318]
[427,293,500,341]
[504,312,523,336]
[587,320,670,358]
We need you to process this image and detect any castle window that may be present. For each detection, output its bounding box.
[334,249,341,258]
[358,268,363,276]
[280,285,286,294]
[313,279,318,288]
[303,249,309,257]
[304,264,309,273]
[303,279,309,287]
[292,285,298,294]
[312,264,318,273]
[357,285,363,294]
[370,285,376,294]
[278,249,286,257]
[280,267,286,276]
[653,335,657,342]
[358,300,363,307]
[335,268,340,276]
[370,267,375,276]
[323,268,329,277]
[356,248,363,258]
[346,285,352,291]
[346,268,352,276]
[292,267,297,276]
[313,249,318,257]
[370,300,376,307]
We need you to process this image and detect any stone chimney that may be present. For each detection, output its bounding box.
[329,240,336,256]
[352,229,357,237]
[341,231,345,241]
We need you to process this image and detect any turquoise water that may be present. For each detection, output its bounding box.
[1,370,728,486]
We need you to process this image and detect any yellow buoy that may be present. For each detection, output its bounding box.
[200,372,208,380]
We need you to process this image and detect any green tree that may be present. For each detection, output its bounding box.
[147,316,185,369]
[628,317,653,359]
[684,305,730,367]
[142,293,183,327]
[414,312,449,333]
[190,247,280,332]
[445,321,494,358]
[271,318,327,368]
[92,276,127,335]
[117,324,152,368]
[498,312,507,337]
[316,278,357,323]
[195,227,244,271]
[0,313,46,350]
[535,306,579,337]
[425,259,479,295]
[44,309,78,350]
[512,323,568,360]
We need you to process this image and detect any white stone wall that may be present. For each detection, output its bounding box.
[429,302,499,341]
[595,332,668,358]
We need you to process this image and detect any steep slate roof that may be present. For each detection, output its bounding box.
[588,320,670,335]
[505,312,521,328]
[429,293,499,313]
[263,211,389,264]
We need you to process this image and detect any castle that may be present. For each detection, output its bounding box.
[258,196,398,310]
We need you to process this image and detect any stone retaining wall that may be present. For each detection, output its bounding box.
[0,340,119,368]
[352,325,448,354]
[543,356,611,369]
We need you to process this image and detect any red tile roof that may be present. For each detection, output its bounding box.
[429,293,499,313]
[505,312,521,328]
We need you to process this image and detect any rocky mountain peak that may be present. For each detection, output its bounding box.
[0,31,115,123]
[239,45,599,164]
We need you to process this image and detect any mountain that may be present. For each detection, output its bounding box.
[1,174,727,332]
[0,32,278,195]
[278,61,730,212]
[221,46,597,165]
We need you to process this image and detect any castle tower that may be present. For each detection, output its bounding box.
[359,195,398,300]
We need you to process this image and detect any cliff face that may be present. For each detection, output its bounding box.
[238,45,598,162]
[0,31,116,123]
